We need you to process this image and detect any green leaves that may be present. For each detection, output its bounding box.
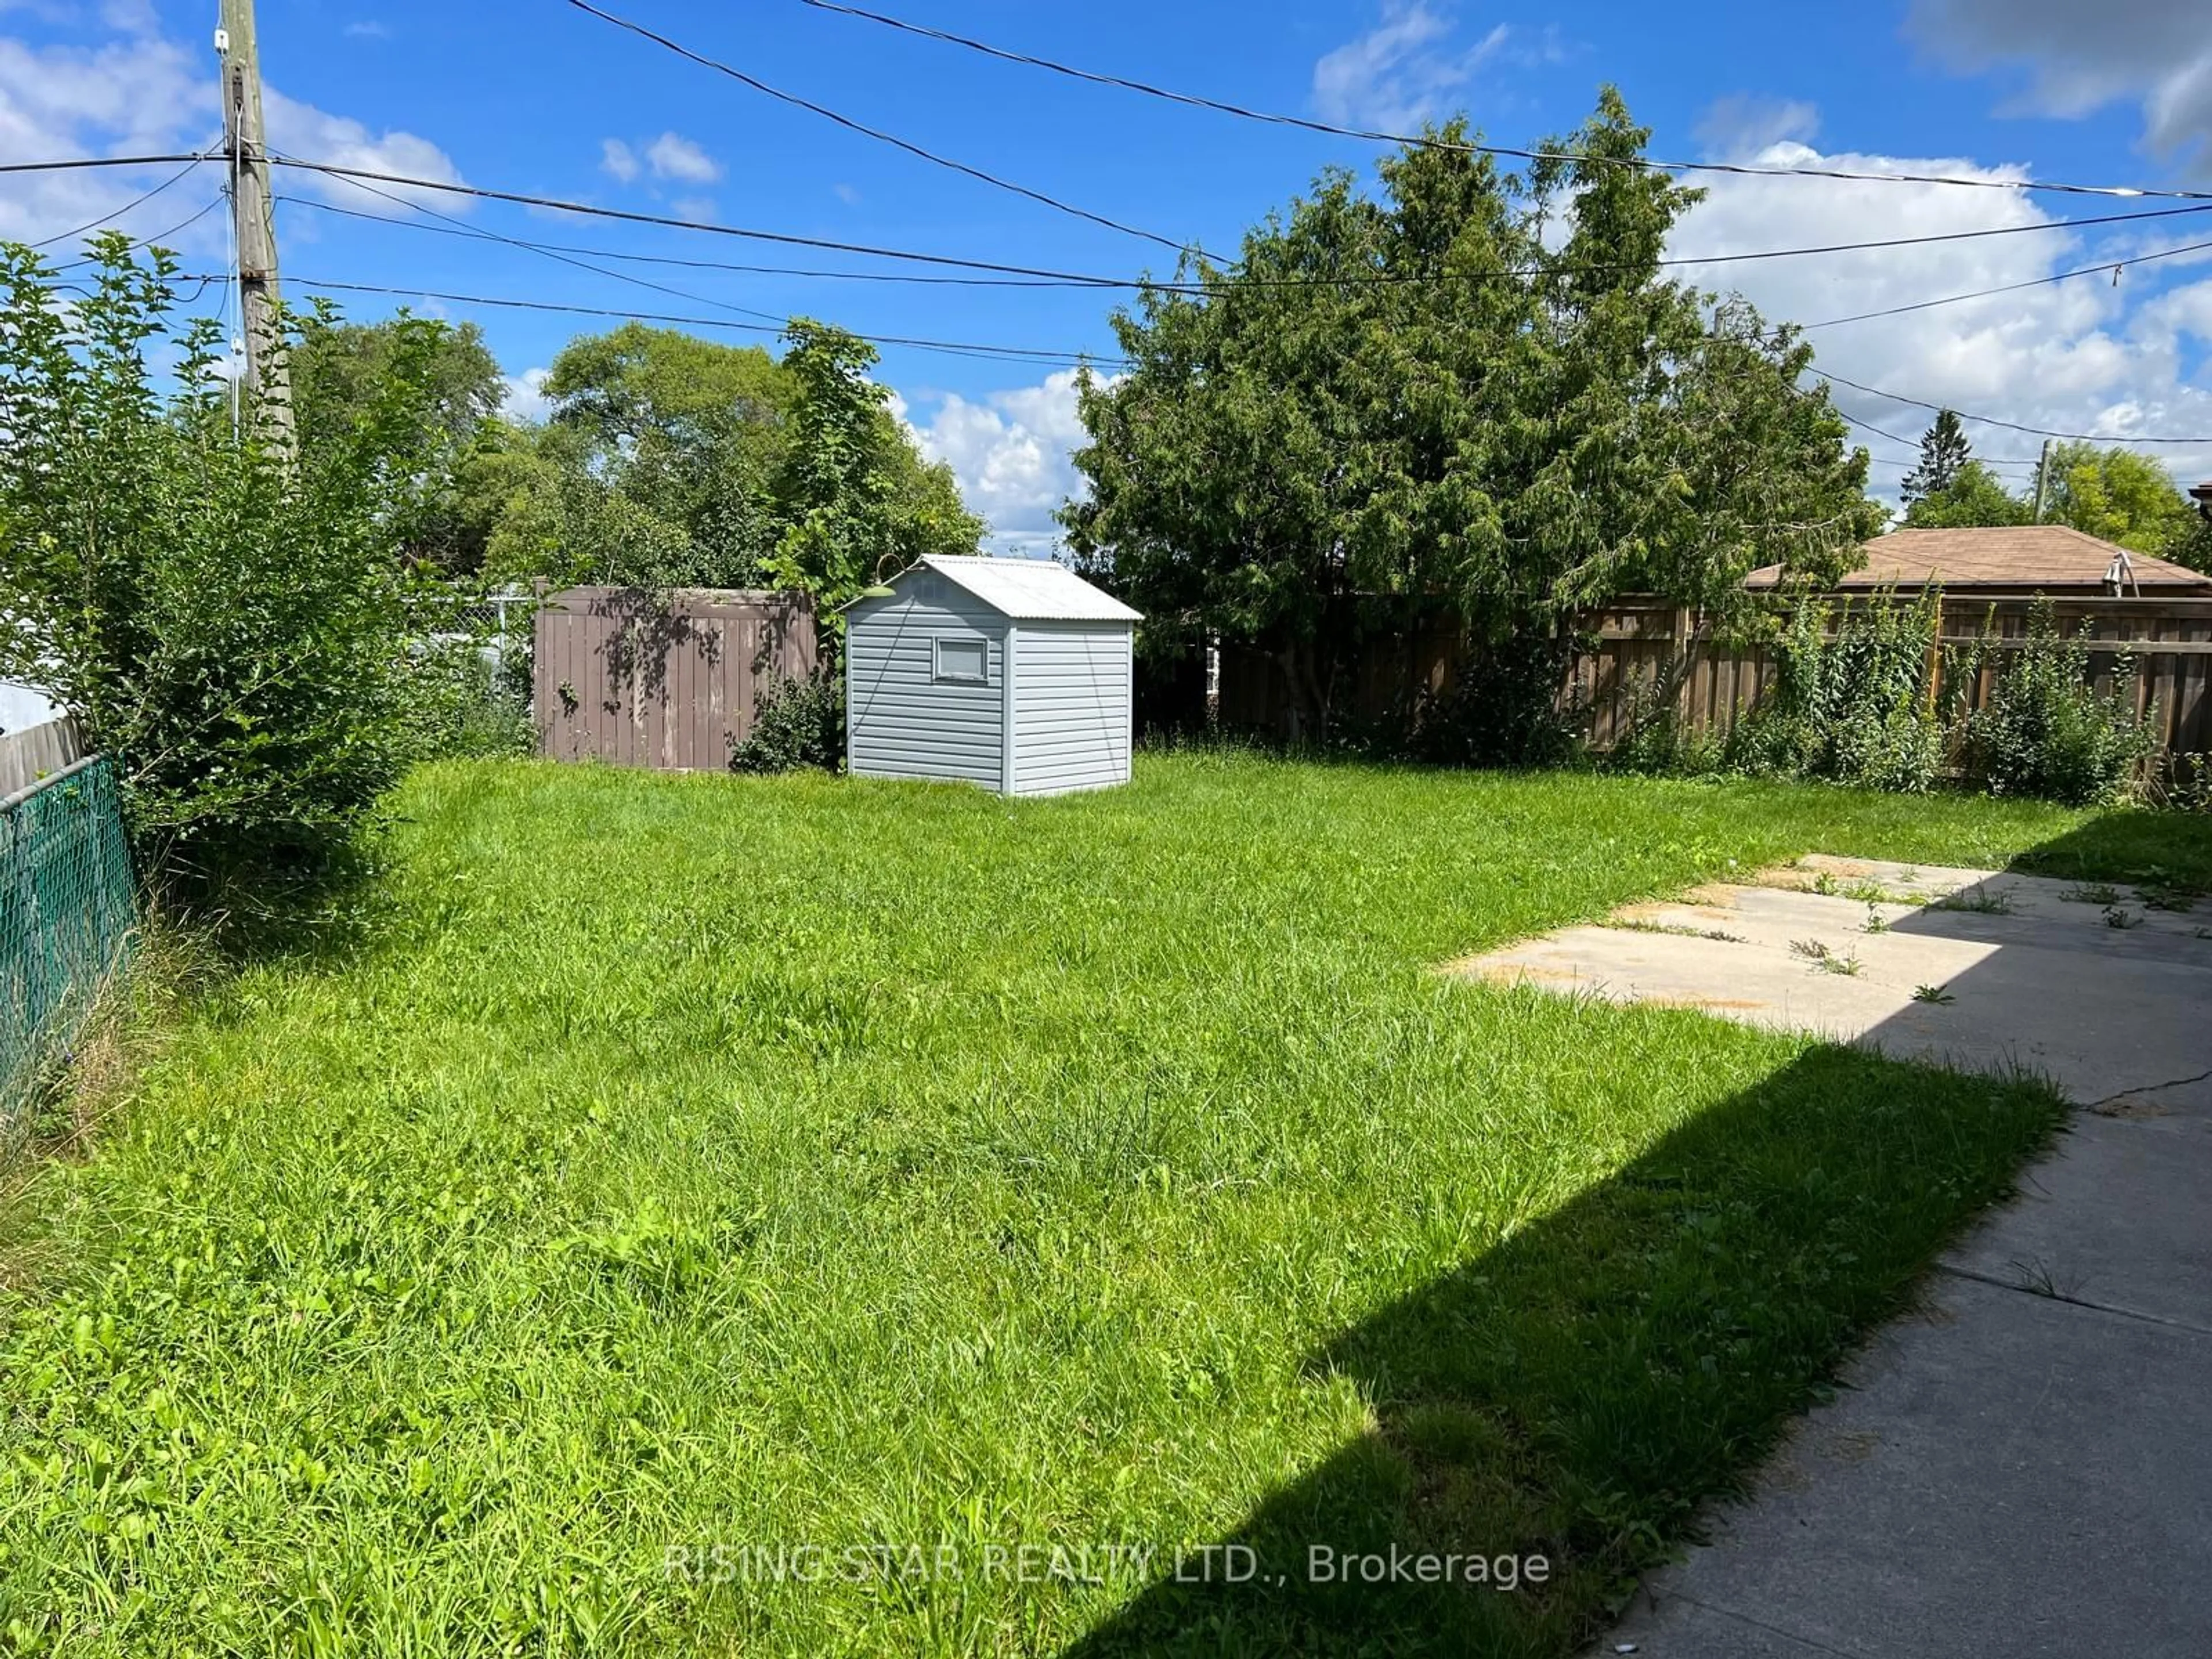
[0,239,494,913]
[1065,93,1876,740]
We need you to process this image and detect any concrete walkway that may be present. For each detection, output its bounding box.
[1456,857,2212,1658]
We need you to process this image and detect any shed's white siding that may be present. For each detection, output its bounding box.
[1009,624,1132,796]
[844,571,1007,788]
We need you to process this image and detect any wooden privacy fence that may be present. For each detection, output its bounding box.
[1574,594,2212,761]
[1201,593,2212,763]
[534,588,817,771]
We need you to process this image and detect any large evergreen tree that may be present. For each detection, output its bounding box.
[1062,90,1878,740]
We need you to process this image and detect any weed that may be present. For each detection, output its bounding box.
[1933,886,2012,915]
[1863,904,1890,935]
[2063,882,2123,907]
[1912,983,1956,1005]
[1791,938,1863,975]
[2104,906,2142,931]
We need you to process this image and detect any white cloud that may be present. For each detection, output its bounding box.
[902,369,1118,555]
[1694,94,1819,160]
[645,131,721,184]
[263,87,467,215]
[1670,138,2212,493]
[1910,0,2212,173]
[600,137,639,183]
[833,181,861,206]
[1312,2,1510,132]
[501,366,552,424]
[343,21,391,41]
[671,195,717,224]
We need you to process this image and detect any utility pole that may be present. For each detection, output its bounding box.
[2031,438,2054,522]
[217,0,293,450]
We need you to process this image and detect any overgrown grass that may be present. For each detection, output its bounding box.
[0,753,2194,1656]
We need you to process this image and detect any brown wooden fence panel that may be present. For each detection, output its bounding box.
[533,588,817,771]
[1205,593,2212,771]
[1575,593,2212,771]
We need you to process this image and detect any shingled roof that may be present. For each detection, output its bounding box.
[1746,525,2212,593]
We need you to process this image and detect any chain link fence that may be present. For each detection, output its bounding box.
[1,755,135,1134]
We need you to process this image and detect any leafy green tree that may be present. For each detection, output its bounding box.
[292,311,509,573]
[0,238,475,906]
[762,318,981,616]
[1900,410,1971,506]
[1899,460,2032,530]
[1063,90,1876,741]
[2039,442,2195,554]
[2166,507,2212,574]
[490,320,980,599]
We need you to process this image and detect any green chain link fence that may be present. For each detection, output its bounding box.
[1,756,136,1134]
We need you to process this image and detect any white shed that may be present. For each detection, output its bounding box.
[843,555,1142,797]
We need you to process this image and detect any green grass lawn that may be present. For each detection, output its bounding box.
[1,753,2202,1656]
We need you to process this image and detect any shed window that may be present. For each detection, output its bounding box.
[934,635,989,684]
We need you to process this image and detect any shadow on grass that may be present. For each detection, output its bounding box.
[1061,1040,2065,1657]
[2003,808,2212,895]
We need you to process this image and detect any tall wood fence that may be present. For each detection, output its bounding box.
[1574,595,2212,762]
[1205,594,2212,763]
[534,588,817,771]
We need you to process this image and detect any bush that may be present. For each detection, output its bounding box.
[730,674,842,773]
[1730,591,1945,793]
[0,238,482,911]
[1962,600,2157,806]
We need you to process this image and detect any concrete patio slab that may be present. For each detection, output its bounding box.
[1456,857,2212,1100]
[1456,855,2212,1659]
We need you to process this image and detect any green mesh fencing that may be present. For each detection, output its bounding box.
[1,756,136,1128]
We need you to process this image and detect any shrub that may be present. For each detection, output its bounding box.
[1730,590,1944,793]
[0,238,480,910]
[730,673,842,774]
[1961,600,2157,805]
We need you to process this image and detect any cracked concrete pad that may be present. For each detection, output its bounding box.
[1569,855,2212,1658]
[1457,857,2212,1102]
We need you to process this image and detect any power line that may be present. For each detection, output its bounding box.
[272,151,791,328]
[0,152,206,177]
[244,273,1135,368]
[281,193,1127,287]
[562,0,1211,260]
[800,0,2212,204]
[1804,234,2212,330]
[1820,370,2212,446]
[1832,405,2039,467]
[28,145,220,250]
[52,193,229,272]
[263,156,2212,294]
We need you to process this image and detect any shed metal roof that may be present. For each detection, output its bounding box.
[901,555,1142,622]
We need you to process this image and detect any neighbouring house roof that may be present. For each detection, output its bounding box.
[894,554,1143,622]
[1745,526,2212,593]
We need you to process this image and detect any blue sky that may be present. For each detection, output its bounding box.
[3,0,2210,554]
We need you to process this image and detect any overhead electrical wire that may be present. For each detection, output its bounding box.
[235,274,1135,369]
[249,160,2212,446]
[1803,233,2212,330]
[798,0,2212,204]
[560,0,1214,259]
[28,143,221,250]
[263,157,2212,293]
[271,151,792,328]
[1820,369,2212,446]
[51,193,228,272]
